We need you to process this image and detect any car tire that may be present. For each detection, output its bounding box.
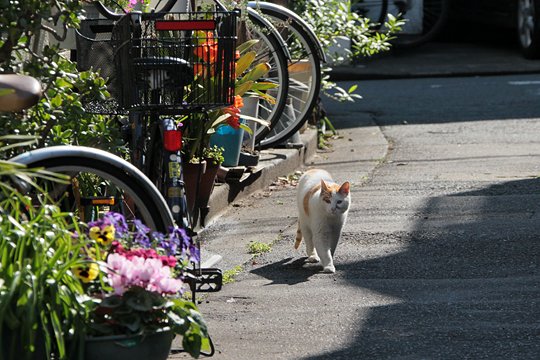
[517,0,540,59]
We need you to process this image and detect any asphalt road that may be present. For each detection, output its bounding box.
[173,73,540,359]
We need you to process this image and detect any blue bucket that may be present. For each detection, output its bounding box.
[210,124,244,167]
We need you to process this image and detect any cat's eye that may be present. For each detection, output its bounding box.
[337,200,343,204]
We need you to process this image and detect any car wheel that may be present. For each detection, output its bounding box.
[517,0,540,58]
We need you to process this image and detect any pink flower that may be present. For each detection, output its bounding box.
[105,253,183,296]
[158,277,183,294]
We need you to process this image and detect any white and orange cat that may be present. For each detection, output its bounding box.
[295,169,351,273]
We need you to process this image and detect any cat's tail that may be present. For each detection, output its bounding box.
[294,224,302,249]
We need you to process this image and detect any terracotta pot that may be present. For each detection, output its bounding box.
[85,330,174,360]
[184,159,219,225]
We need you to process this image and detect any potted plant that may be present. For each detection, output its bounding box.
[71,211,209,359]
[0,198,89,360]
[0,137,89,360]
[183,144,224,226]
[183,38,276,165]
[181,38,276,222]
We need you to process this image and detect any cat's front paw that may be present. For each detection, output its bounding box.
[306,255,320,263]
[322,265,336,274]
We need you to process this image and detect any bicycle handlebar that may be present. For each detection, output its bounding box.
[0,74,42,112]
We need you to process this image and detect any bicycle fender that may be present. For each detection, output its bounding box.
[10,145,174,226]
[247,8,291,60]
[247,7,292,60]
[248,1,327,63]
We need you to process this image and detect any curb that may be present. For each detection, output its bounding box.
[329,66,540,81]
[202,128,318,229]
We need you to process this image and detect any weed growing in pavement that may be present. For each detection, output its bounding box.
[223,265,244,284]
[247,241,272,256]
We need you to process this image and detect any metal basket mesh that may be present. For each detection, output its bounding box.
[77,11,238,115]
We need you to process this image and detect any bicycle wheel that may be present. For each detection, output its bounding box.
[245,10,290,143]
[250,3,323,148]
[10,146,174,233]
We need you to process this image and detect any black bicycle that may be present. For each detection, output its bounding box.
[3,73,175,233]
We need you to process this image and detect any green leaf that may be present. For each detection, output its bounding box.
[125,290,154,311]
[183,332,202,358]
[100,295,123,308]
[241,114,270,129]
[118,313,142,333]
[209,113,231,130]
[242,63,271,83]
[249,81,279,91]
[239,123,252,134]
[235,81,254,97]
[235,51,256,77]
[236,39,259,54]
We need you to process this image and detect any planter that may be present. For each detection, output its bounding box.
[85,330,174,360]
[210,124,244,167]
[184,160,219,225]
[241,96,260,152]
[2,326,46,360]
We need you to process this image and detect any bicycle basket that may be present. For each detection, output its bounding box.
[111,11,238,114]
[76,18,123,114]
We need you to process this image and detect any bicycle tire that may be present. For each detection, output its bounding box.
[250,3,323,148]
[245,10,290,143]
[11,146,174,233]
[391,0,450,49]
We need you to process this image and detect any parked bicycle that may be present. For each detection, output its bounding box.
[90,0,326,149]
[2,73,175,233]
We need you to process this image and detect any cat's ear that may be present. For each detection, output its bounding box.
[320,179,330,193]
[339,182,350,196]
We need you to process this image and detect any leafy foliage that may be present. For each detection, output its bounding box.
[291,0,404,102]
[0,0,125,157]
[0,190,88,360]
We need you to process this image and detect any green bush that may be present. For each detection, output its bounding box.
[0,0,125,157]
[292,0,404,101]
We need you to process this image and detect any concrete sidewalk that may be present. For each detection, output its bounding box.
[331,41,540,80]
[170,109,389,358]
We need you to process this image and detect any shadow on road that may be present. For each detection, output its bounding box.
[301,178,540,359]
[250,255,320,286]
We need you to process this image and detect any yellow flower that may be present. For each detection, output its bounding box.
[89,225,115,246]
[73,263,99,283]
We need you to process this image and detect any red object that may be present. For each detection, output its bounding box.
[163,130,183,152]
[155,20,216,31]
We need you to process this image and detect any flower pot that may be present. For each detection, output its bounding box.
[85,330,174,360]
[241,96,260,152]
[210,124,244,167]
[184,160,219,225]
[2,326,47,360]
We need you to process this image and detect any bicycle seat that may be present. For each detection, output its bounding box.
[0,74,42,112]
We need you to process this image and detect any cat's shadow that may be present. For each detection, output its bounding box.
[250,257,320,285]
